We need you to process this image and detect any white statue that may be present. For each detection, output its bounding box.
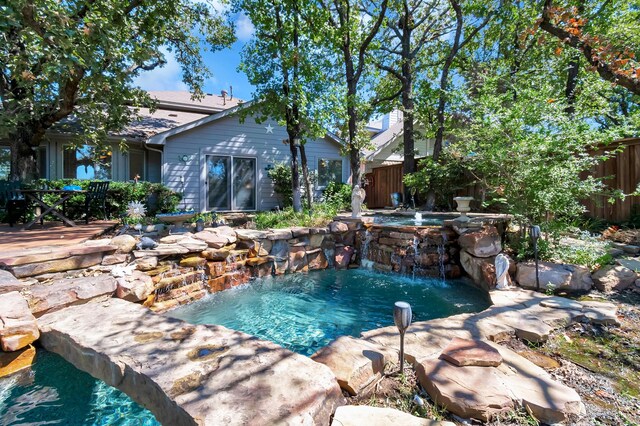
[495,253,510,290]
[351,184,366,218]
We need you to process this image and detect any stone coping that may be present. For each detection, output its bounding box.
[38,298,344,425]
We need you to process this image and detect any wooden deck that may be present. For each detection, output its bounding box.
[0,221,118,252]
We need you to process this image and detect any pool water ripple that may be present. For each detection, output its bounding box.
[0,350,159,426]
[169,269,491,356]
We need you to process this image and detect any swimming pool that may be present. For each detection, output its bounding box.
[168,269,491,356]
[0,350,158,426]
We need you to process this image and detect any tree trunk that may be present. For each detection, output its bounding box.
[564,54,579,116]
[9,127,42,182]
[401,13,415,199]
[299,142,312,209]
[426,0,464,211]
[288,135,302,212]
[345,58,362,188]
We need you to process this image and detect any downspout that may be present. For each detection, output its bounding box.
[144,141,164,183]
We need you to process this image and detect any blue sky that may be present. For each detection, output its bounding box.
[133,13,257,101]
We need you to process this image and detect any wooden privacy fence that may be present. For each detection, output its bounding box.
[581,138,640,223]
[364,138,640,223]
[364,164,403,208]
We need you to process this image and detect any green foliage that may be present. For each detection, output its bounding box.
[1,0,234,179]
[267,163,294,207]
[255,180,350,229]
[254,206,335,229]
[321,181,352,211]
[29,179,181,221]
[188,212,219,224]
[509,228,612,270]
[403,155,467,210]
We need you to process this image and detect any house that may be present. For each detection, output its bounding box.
[0,91,349,212]
[362,110,434,208]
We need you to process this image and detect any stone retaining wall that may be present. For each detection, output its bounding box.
[361,225,461,279]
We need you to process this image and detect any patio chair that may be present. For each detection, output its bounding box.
[0,181,26,227]
[84,181,110,224]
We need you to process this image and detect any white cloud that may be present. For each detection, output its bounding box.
[133,48,190,92]
[236,13,255,42]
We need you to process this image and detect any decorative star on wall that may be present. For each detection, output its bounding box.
[265,124,274,134]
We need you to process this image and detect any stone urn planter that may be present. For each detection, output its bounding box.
[454,197,474,222]
[156,211,196,234]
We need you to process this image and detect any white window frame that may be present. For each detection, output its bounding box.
[126,149,147,181]
[204,154,258,212]
[316,157,344,189]
[62,143,114,180]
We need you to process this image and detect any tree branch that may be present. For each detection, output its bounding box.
[539,0,640,96]
[354,0,389,82]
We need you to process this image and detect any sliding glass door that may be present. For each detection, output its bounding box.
[206,155,256,211]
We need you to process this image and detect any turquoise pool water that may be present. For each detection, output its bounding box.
[372,214,450,226]
[169,269,491,356]
[0,350,159,426]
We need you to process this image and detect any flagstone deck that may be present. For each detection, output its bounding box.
[0,220,118,252]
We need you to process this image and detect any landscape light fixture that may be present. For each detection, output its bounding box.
[530,225,541,291]
[393,301,412,374]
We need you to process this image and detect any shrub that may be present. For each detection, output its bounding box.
[255,205,336,229]
[267,163,293,207]
[508,228,612,270]
[403,154,467,210]
[321,181,352,211]
[29,179,181,221]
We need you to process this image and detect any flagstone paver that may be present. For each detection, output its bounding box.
[38,298,344,426]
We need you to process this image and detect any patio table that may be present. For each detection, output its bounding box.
[20,189,86,230]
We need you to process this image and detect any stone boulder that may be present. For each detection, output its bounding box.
[335,246,354,269]
[0,344,36,378]
[269,240,289,260]
[330,221,349,233]
[288,246,308,273]
[331,406,454,426]
[116,271,155,302]
[0,291,40,351]
[492,342,585,424]
[266,229,292,240]
[457,226,501,258]
[38,299,345,425]
[25,274,117,317]
[135,256,158,271]
[516,261,593,292]
[176,238,208,252]
[459,251,513,291]
[0,269,25,294]
[110,235,137,253]
[592,265,637,293]
[439,337,502,367]
[416,358,514,421]
[209,226,237,244]
[578,300,619,326]
[235,229,268,240]
[312,336,397,395]
[192,231,229,248]
[101,253,128,266]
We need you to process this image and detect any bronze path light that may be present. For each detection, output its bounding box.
[393,301,412,374]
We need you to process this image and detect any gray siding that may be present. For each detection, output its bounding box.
[163,114,349,212]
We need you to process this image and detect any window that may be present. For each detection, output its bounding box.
[63,145,111,180]
[0,147,10,180]
[206,155,256,211]
[128,150,145,181]
[38,146,47,179]
[318,158,343,187]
